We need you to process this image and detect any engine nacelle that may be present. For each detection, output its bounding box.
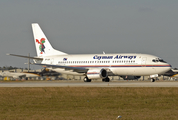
[120,76,141,80]
[87,69,107,79]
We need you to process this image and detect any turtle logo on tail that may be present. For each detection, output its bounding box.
[36,38,46,54]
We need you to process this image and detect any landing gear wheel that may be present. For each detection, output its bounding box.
[83,77,91,82]
[151,78,155,82]
[102,77,110,82]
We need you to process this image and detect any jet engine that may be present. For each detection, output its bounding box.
[87,69,107,79]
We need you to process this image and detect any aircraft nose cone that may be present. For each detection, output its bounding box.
[169,64,172,68]
[160,63,172,74]
[167,64,172,68]
[167,64,172,71]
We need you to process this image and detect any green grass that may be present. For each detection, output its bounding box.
[0,88,178,120]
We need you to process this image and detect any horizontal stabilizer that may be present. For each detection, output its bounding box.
[7,53,43,60]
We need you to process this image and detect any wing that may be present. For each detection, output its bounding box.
[34,63,89,73]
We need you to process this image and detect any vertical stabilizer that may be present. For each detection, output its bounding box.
[32,23,67,57]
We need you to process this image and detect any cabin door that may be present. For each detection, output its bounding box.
[141,57,147,67]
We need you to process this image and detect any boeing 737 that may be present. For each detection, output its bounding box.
[8,23,172,82]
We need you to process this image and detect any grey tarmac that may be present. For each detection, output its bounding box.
[0,81,178,87]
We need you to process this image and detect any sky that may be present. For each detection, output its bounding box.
[0,0,178,69]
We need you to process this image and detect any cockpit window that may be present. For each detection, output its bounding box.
[159,59,167,63]
[152,58,167,63]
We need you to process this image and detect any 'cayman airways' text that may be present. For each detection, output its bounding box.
[93,55,136,60]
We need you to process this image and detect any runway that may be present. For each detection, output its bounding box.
[0,81,178,87]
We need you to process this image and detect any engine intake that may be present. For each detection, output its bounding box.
[87,69,107,79]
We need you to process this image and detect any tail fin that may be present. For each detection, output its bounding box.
[32,23,68,57]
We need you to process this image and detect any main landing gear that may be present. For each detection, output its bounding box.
[151,78,155,82]
[83,77,91,82]
[102,77,110,82]
[83,77,110,82]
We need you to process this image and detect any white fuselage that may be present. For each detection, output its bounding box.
[41,53,171,76]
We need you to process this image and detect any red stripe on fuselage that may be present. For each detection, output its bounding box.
[68,64,171,68]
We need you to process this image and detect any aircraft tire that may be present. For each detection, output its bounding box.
[83,77,91,82]
[102,77,110,82]
[151,78,155,82]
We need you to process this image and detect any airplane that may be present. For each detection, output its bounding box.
[0,68,61,80]
[0,71,40,80]
[163,69,178,78]
[8,23,172,82]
